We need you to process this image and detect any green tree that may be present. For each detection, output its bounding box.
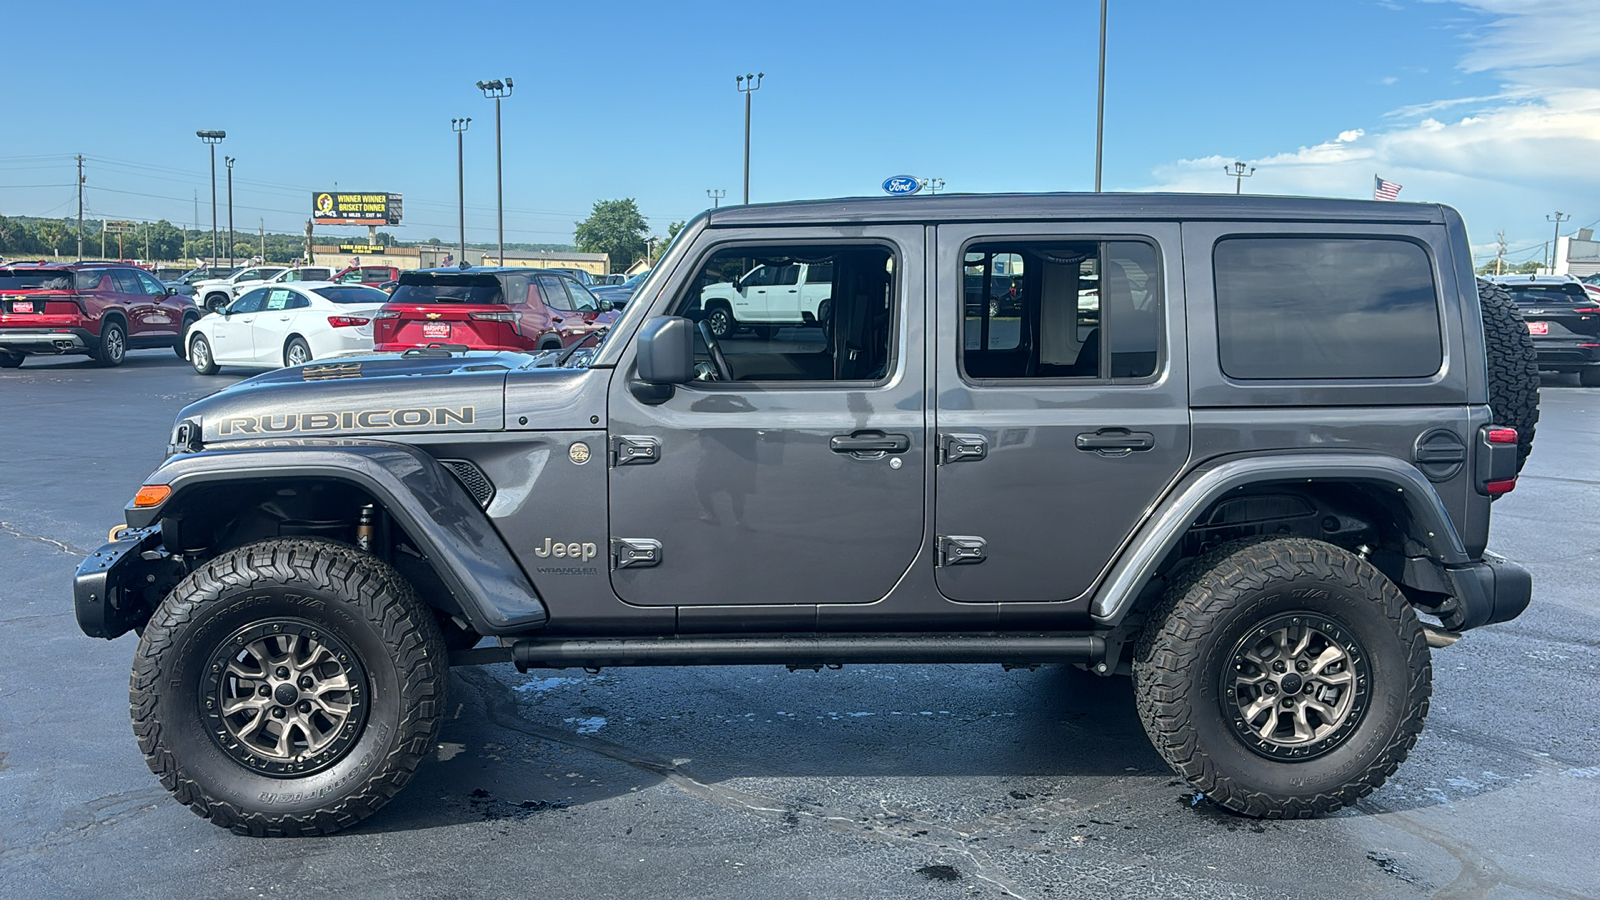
[36,220,72,257]
[574,199,648,270]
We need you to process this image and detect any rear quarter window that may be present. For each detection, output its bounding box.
[1214,237,1443,380]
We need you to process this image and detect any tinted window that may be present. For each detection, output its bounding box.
[389,274,504,304]
[806,262,833,284]
[565,279,600,312]
[961,240,1158,380]
[75,270,107,291]
[677,245,893,382]
[312,286,390,305]
[537,275,572,309]
[135,271,166,295]
[0,271,73,291]
[1504,284,1587,304]
[231,289,267,314]
[111,270,143,294]
[1214,237,1441,380]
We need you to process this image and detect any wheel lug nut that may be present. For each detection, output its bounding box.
[275,667,290,679]
[298,701,312,714]
[1264,683,1277,694]
[258,685,271,697]
[272,707,286,718]
[299,676,314,689]
[1296,660,1309,672]
[1282,698,1294,708]
[1272,661,1285,673]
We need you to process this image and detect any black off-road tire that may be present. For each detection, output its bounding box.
[1477,278,1539,473]
[1132,538,1431,818]
[131,538,449,836]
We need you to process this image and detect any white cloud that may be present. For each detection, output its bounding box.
[1142,1,1600,257]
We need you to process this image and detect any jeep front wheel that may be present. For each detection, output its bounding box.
[1132,538,1430,818]
[131,538,448,836]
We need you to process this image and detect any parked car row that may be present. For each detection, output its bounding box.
[1487,272,1600,386]
[0,261,201,367]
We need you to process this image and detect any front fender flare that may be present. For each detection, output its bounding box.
[127,439,547,634]
[1090,452,1470,626]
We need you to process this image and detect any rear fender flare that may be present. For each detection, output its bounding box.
[127,439,547,634]
[1091,452,1470,626]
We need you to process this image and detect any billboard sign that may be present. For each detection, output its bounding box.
[312,192,403,226]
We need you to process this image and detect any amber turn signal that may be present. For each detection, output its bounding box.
[133,484,172,507]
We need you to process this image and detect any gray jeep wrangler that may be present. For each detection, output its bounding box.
[75,194,1539,835]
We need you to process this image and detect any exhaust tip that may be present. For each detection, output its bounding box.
[1423,624,1461,648]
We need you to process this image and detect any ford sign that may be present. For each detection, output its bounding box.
[882,175,922,196]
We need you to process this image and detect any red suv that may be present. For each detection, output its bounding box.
[0,262,201,368]
[373,267,618,353]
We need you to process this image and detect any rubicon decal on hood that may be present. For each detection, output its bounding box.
[217,406,476,436]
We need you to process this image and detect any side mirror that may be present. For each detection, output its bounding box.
[164,285,177,297]
[596,299,614,312]
[631,316,693,403]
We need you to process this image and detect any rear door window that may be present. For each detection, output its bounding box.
[231,289,267,314]
[111,270,143,294]
[1213,237,1442,380]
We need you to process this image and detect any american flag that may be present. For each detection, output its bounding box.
[1374,176,1403,201]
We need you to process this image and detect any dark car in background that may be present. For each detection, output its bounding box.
[333,265,401,288]
[0,262,201,367]
[373,266,618,353]
[591,269,649,310]
[1489,273,1600,386]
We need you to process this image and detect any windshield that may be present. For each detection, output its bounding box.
[623,271,647,287]
[389,274,505,305]
[312,285,390,305]
[0,270,73,291]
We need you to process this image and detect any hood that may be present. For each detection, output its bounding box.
[180,351,529,445]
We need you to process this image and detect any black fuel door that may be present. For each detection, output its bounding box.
[1413,428,1467,482]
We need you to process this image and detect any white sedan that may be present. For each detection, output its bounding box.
[186,282,389,375]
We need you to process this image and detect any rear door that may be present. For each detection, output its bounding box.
[251,288,306,364]
[932,223,1190,603]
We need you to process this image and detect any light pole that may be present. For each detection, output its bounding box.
[736,73,763,204]
[196,131,225,265]
[922,177,945,196]
[707,188,725,209]
[453,117,471,263]
[1547,211,1571,271]
[476,78,513,265]
[1224,161,1256,194]
[1094,0,1107,192]
[225,156,235,268]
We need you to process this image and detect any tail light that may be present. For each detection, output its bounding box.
[1477,426,1518,496]
[374,310,401,319]
[1573,308,1599,314]
[1486,427,1517,445]
[327,316,371,328]
[470,309,523,334]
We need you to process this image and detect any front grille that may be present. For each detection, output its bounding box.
[439,458,494,507]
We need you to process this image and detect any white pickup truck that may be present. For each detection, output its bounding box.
[192,266,334,312]
[697,260,832,338]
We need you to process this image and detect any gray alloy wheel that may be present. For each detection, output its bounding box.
[94,320,126,367]
[1221,613,1370,760]
[190,333,219,375]
[284,338,311,367]
[706,305,735,339]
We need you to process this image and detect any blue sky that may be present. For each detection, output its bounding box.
[1,0,1595,267]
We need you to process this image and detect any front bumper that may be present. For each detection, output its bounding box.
[1441,552,1533,631]
[74,526,184,639]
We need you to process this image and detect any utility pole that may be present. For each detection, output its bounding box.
[260,218,265,262]
[707,188,725,209]
[1495,231,1506,276]
[1547,211,1571,271]
[476,78,513,265]
[196,131,225,265]
[76,155,84,260]
[192,191,198,264]
[1094,0,1107,192]
[100,221,106,259]
[453,117,471,262]
[225,156,235,269]
[1225,161,1256,194]
[736,73,764,204]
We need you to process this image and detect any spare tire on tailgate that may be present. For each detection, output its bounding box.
[1477,278,1539,474]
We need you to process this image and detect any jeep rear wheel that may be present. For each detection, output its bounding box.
[131,538,448,836]
[1133,538,1430,818]
[1477,278,1539,473]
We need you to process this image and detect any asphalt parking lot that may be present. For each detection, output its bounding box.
[1,350,1597,900]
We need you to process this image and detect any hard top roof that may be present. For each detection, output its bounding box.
[701,192,1450,227]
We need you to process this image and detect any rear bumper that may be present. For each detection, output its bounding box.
[1531,341,1600,369]
[1441,552,1533,631]
[0,327,93,353]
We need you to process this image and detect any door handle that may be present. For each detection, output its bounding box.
[1075,429,1155,452]
[830,431,911,454]
[278,316,291,321]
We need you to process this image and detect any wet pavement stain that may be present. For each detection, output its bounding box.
[916,864,962,882]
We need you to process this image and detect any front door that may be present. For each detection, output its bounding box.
[932,223,1190,603]
[211,288,264,363]
[607,228,926,607]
